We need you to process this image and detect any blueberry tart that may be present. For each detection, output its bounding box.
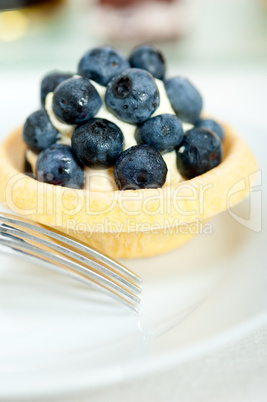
[0,45,257,258]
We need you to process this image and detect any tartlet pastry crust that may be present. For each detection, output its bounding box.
[0,125,257,258]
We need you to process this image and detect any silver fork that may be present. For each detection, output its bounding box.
[0,213,142,313]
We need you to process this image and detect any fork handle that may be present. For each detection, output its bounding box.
[0,241,97,287]
[0,240,139,313]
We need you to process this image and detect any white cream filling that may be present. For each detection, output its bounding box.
[37,77,193,191]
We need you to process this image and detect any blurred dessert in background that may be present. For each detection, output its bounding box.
[0,0,66,42]
[0,0,64,11]
[92,0,195,42]
[99,0,174,6]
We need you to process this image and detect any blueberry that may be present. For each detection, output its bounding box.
[195,118,224,141]
[40,71,73,107]
[114,145,167,190]
[105,68,160,124]
[36,144,84,189]
[135,113,184,154]
[165,76,203,124]
[72,118,124,169]
[78,46,130,86]
[129,45,166,80]
[176,127,222,179]
[52,77,102,125]
[23,109,60,153]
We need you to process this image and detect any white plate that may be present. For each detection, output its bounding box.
[0,191,266,400]
[0,71,266,400]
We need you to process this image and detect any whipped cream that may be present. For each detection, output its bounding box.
[36,77,193,191]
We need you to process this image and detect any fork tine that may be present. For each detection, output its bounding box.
[0,233,140,313]
[0,213,142,285]
[0,223,141,294]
